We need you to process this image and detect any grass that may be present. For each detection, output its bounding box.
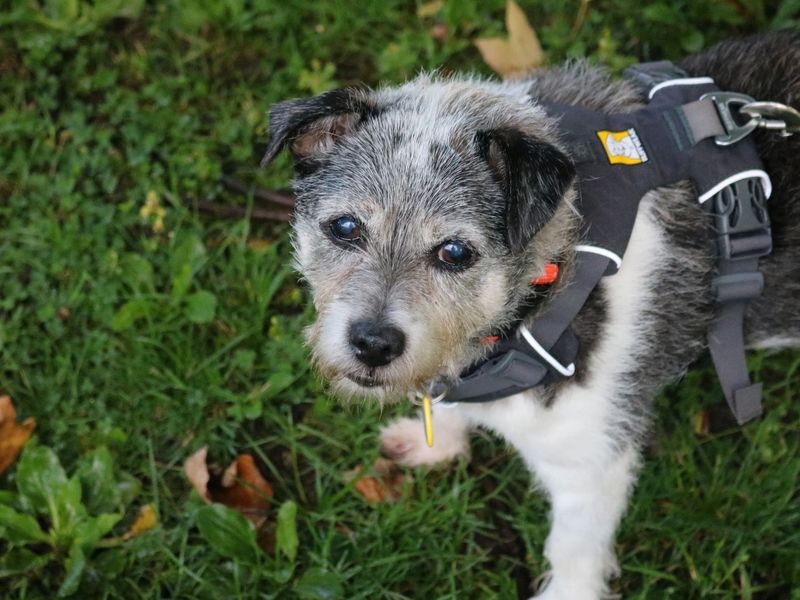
[1,1,799,598]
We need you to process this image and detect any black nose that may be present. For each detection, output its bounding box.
[348,320,406,367]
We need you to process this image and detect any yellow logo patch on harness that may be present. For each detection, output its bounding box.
[596,128,649,165]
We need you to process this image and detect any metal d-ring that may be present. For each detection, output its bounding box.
[410,390,447,406]
[701,91,760,146]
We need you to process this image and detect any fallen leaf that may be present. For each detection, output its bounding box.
[212,454,274,517]
[184,447,274,525]
[344,458,410,503]
[417,0,444,19]
[247,238,272,251]
[139,190,166,233]
[430,23,449,41]
[184,446,211,502]
[693,410,711,436]
[0,395,36,476]
[473,0,544,79]
[123,504,158,540]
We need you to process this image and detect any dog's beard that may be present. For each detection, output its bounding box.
[304,315,475,404]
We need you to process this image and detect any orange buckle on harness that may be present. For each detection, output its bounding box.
[530,263,559,285]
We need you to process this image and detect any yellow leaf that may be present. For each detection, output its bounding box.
[693,410,711,436]
[123,504,158,540]
[473,0,544,79]
[140,190,167,233]
[417,0,444,19]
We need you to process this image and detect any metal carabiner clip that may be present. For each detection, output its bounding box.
[740,101,800,137]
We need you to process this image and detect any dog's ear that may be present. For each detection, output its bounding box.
[475,129,575,254]
[260,88,374,172]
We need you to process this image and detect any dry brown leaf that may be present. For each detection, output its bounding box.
[344,458,410,504]
[123,504,158,540]
[184,447,274,525]
[0,395,36,476]
[211,454,274,518]
[417,0,444,19]
[473,0,544,79]
[430,23,449,42]
[247,238,272,251]
[505,0,542,61]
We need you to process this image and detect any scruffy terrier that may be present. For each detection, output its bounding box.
[261,32,800,599]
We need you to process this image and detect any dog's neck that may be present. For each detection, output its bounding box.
[435,193,582,389]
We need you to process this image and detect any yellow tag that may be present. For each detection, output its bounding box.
[422,395,434,447]
[596,128,648,165]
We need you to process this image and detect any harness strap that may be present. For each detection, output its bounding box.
[680,99,727,142]
[708,271,764,424]
[527,251,611,350]
[704,176,771,423]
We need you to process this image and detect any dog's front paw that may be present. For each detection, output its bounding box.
[529,576,618,600]
[530,588,600,600]
[379,415,469,467]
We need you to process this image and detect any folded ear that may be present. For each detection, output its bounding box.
[260,88,375,172]
[475,129,575,254]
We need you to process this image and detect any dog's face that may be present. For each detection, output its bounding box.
[262,78,576,402]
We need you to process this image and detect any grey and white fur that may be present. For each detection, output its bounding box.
[262,32,800,599]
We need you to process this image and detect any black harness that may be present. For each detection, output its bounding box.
[443,61,773,425]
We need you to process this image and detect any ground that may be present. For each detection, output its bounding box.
[0,1,798,598]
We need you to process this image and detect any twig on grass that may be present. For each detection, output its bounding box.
[184,174,296,222]
[190,198,292,222]
[221,175,295,207]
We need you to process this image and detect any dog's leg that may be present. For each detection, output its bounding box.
[379,404,471,467]
[530,445,638,600]
[460,391,640,600]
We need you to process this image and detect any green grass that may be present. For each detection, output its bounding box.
[1,1,799,598]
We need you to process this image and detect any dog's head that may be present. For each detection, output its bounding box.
[262,77,576,402]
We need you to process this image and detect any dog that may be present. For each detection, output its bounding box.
[261,32,800,599]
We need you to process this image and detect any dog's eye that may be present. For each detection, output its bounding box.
[437,240,474,269]
[329,215,362,242]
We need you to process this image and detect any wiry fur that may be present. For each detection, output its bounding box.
[263,32,800,599]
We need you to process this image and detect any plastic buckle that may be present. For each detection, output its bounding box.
[712,271,764,303]
[700,92,759,146]
[709,177,772,261]
[444,349,548,403]
[483,350,548,388]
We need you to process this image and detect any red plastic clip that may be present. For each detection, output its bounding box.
[530,263,559,285]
